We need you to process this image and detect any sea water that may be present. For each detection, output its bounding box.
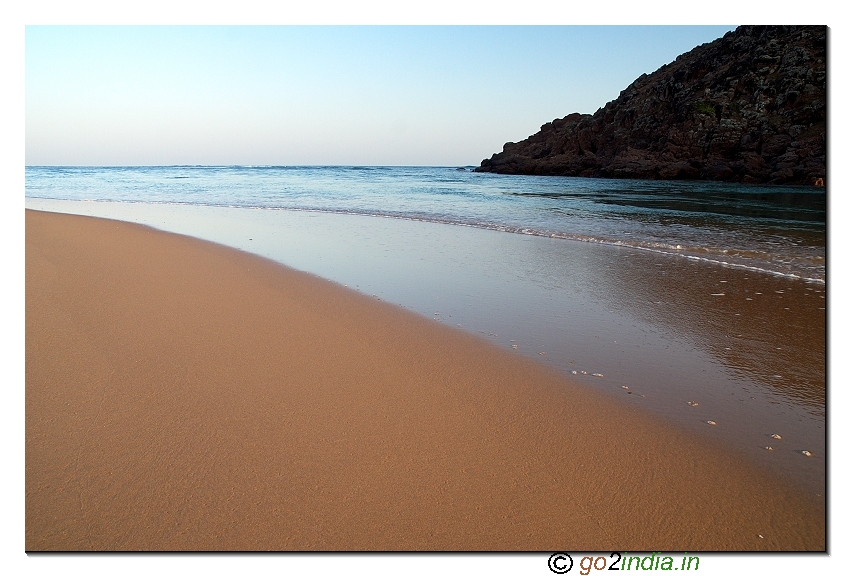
[26,165,825,283]
[25,166,826,494]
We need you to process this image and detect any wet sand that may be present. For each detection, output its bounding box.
[24,198,826,495]
[26,209,825,551]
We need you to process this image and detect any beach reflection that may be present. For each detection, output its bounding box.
[26,199,825,495]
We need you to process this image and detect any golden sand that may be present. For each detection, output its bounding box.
[26,210,824,550]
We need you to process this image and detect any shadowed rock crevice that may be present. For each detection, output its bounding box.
[476,26,826,185]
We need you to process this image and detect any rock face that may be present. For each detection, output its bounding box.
[475,26,826,185]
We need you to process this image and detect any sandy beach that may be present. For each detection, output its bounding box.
[26,209,824,551]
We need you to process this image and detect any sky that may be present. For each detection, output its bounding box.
[25,25,738,166]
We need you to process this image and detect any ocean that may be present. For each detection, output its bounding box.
[26,165,825,283]
[25,165,826,494]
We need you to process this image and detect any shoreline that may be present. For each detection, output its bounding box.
[25,199,826,495]
[26,209,824,550]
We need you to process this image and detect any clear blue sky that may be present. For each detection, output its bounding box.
[26,26,737,166]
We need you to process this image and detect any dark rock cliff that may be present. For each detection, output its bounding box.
[475,26,826,185]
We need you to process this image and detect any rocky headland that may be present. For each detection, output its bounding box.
[475,26,826,185]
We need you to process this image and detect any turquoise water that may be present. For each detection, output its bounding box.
[26,165,825,283]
